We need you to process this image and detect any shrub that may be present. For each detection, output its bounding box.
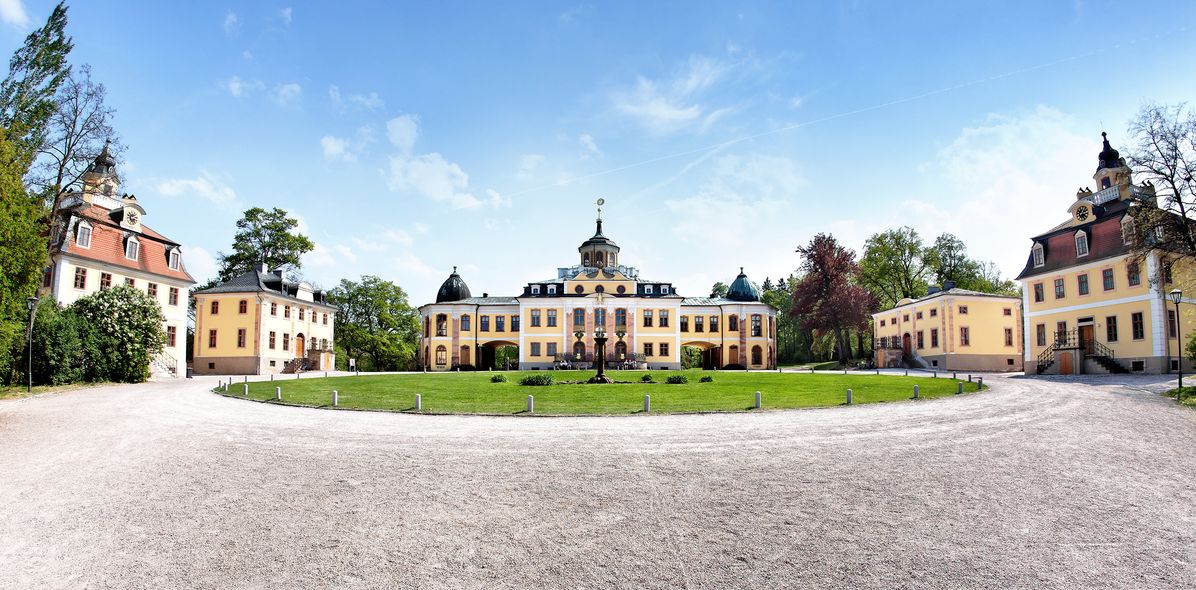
[490,374,507,383]
[666,375,688,384]
[520,374,554,386]
[71,286,165,383]
[699,375,713,383]
[641,374,653,382]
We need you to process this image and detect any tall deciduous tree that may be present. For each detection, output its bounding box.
[792,234,875,363]
[329,276,420,371]
[710,281,728,298]
[36,64,123,210]
[0,2,72,166]
[216,207,314,281]
[0,129,47,383]
[859,226,931,309]
[1124,102,1196,272]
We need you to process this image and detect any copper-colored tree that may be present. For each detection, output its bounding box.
[792,234,875,363]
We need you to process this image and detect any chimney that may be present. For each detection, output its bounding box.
[943,280,956,291]
[482,293,489,298]
[255,262,269,273]
[927,285,941,295]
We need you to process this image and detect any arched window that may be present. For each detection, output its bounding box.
[424,346,429,366]
[728,315,739,331]
[76,221,92,248]
[573,341,585,360]
[238,299,248,314]
[124,235,140,260]
[1032,243,1044,267]
[583,252,590,266]
[1074,231,1089,257]
[435,345,447,365]
[595,252,605,267]
[751,345,763,365]
[436,314,448,336]
[461,314,471,331]
[1101,176,1112,189]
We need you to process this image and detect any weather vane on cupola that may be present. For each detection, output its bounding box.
[596,197,605,220]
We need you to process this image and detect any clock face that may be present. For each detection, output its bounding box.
[1076,206,1090,221]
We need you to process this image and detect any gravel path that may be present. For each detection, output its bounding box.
[1,372,1194,589]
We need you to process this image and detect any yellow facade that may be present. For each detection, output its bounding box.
[872,288,1023,371]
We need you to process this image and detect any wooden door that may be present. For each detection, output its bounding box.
[1079,325,1094,354]
[902,333,911,354]
[1059,353,1073,375]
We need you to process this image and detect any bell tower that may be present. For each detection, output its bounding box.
[578,198,620,269]
[1093,132,1132,199]
[80,139,120,203]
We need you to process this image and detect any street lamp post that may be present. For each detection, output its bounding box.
[1169,289,1184,401]
[26,296,39,394]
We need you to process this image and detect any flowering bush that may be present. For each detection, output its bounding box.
[71,286,165,383]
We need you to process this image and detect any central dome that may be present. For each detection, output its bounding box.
[726,267,761,302]
[579,218,620,268]
[436,267,472,303]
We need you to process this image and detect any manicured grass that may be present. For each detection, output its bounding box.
[219,370,981,415]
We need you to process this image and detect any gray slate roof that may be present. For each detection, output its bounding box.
[444,296,520,305]
[194,269,335,308]
[880,287,1020,312]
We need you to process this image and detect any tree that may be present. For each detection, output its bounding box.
[329,275,420,371]
[792,234,875,364]
[1124,103,1196,271]
[35,64,123,210]
[0,129,46,383]
[70,286,165,383]
[216,207,314,282]
[710,281,728,298]
[859,226,931,309]
[926,233,979,287]
[0,2,73,166]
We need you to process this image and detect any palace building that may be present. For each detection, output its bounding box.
[1016,132,1192,375]
[42,143,195,377]
[191,264,337,375]
[417,208,778,371]
[872,282,1024,372]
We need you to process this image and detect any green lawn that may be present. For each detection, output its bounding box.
[1162,386,1196,409]
[217,370,981,415]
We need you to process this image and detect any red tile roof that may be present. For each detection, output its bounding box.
[63,205,196,284]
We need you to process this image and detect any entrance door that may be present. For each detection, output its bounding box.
[1079,325,1094,355]
[295,334,305,356]
[902,333,911,355]
[1059,353,1073,375]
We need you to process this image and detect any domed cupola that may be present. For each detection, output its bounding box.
[578,199,620,269]
[726,267,761,302]
[436,266,472,303]
[88,139,117,176]
[1097,131,1125,172]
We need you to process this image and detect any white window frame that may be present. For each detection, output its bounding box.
[547,285,557,295]
[1074,231,1088,257]
[168,248,180,270]
[76,221,92,249]
[1032,243,1044,268]
[661,285,670,294]
[645,284,654,294]
[125,236,140,261]
[531,285,541,295]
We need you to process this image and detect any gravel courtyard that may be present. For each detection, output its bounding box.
[1,372,1194,589]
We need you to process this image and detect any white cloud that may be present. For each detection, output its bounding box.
[665,153,800,245]
[788,95,804,109]
[155,172,238,207]
[222,75,263,98]
[222,10,239,35]
[272,82,303,107]
[181,245,218,282]
[388,153,483,209]
[279,7,293,25]
[579,133,602,158]
[518,154,545,178]
[328,85,341,104]
[0,0,29,28]
[613,55,731,134]
[320,136,354,162]
[486,189,512,208]
[386,114,420,153]
[329,85,385,111]
[242,50,254,60]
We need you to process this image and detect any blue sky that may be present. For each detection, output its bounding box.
[3,1,1195,303]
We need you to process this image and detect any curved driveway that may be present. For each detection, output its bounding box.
[1,372,1194,589]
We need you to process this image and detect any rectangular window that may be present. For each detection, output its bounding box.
[168,249,180,270]
[147,283,158,298]
[1004,328,1013,347]
[903,314,910,322]
[1034,283,1044,303]
[269,331,276,349]
[752,315,762,337]
[169,287,179,306]
[916,311,923,320]
[694,316,704,332]
[299,308,305,321]
[643,343,654,357]
[1003,308,1012,316]
[616,308,627,327]
[124,278,135,288]
[916,331,924,349]
[1075,233,1089,257]
[1056,321,1067,343]
[643,310,653,327]
[284,305,290,319]
[496,315,505,332]
[595,309,606,327]
[880,319,886,327]
[166,326,177,347]
[659,343,670,357]
[574,308,585,328]
[930,328,939,348]
[661,286,670,295]
[1168,309,1177,338]
[125,239,139,260]
[709,316,718,332]
[1132,312,1145,340]
[728,315,738,331]
[1102,268,1115,291]
[659,310,669,328]
[100,272,112,290]
[208,329,217,348]
[547,309,557,327]
[1054,278,1065,299]
[283,333,290,351]
[547,285,557,295]
[73,267,86,289]
[960,326,970,347]
[237,328,247,348]
[531,309,542,327]
[239,299,248,314]
[1078,274,1089,295]
[531,285,541,295]
[461,315,471,331]
[481,316,490,332]
[680,316,689,332]
[958,306,968,315]
[323,313,328,325]
[930,308,937,317]
[76,224,92,248]
[1127,262,1141,286]
[547,342,557,357]
[1036,323,1046,347]
[270,302,277,316]
[210,300,219,315]
[531,342,541,357]
[1032,245,1044,267]
[1106,316,1118,342]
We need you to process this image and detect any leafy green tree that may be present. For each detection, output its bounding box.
[329,275,420,371]
[681,345,703,369]
[216,207,314,282]
[0,2,73,164]
[710,281,728,298]
[925,233,1018,295]
[859,226,931,309]
[71,286,165,383]
[0,129,46,384]
[26,298,84,385]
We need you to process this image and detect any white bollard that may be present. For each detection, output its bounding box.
[415,394,422,411]
[957,382,963,394]
[643,394,651,413]
[527,395,534,414]
[846,388,853,405]
[914,385,919,399]
[755,390,762,409]
[275,386,281,400]
[332,390,339,406]
[243,383,248,397]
